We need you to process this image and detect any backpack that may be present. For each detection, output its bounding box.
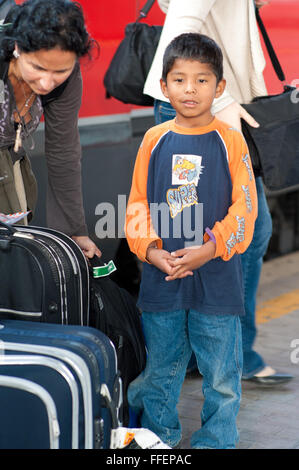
[89,260,147,426]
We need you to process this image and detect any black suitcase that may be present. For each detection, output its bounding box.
[0,222,90,325]
[0,319,122,449]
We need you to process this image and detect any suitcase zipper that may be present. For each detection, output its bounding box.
[35,239,68,324]
[27,226,90,325]
[16,228,79,275]
[30,238,67,323]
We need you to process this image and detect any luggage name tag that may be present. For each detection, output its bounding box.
[0,211,31,225]
[93,260,117,278]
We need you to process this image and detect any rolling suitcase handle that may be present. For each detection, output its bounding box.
[0,220,34,237]
[0,220,16,250]
[100,383,120,430]
[0,219,16,234]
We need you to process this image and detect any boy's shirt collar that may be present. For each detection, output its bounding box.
[169,116,220,134]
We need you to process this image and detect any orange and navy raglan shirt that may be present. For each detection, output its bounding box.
[125,118,257,316]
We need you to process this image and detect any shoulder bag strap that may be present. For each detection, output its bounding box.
[136,0,156,22]
[255,6,286,84]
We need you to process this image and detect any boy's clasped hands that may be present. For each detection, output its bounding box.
[146,241,216,281]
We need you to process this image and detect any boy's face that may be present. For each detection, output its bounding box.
[160,59,225,128]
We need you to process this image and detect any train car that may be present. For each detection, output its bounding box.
[14,1,299,277]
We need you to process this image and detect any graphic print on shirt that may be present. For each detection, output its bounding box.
[225,215,246,255]
[166,154,204,219]
[241,184,253,212]
[166,183,198,219]
[171,154,204,185]
[242,153,253,181]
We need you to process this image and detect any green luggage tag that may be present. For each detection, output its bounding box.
[92,260,117,278]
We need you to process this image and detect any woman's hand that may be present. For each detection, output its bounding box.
[72,235,102,259]
[215,101,259,132]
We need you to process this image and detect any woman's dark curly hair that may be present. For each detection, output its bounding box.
[0,0,95,61]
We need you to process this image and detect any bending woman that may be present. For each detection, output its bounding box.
[0,0,101,258]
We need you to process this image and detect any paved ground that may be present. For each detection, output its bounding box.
[177,252,299,449]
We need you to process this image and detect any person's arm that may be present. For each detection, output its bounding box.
[206,129,258,261]
[125,131,163,263]
[214,0,272,129]
[125,140,175,275]
[126,128,194,277]
[43,63,101,258]
[161,0,217,35]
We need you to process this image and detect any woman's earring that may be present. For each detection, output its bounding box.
[13,50,20,59]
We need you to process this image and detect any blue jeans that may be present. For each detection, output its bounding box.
[154,99,273,378]
[154,99,176,123]
[241,176,272,377]
[128,309,243,449]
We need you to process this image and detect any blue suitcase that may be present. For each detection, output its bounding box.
[0,320,122,449]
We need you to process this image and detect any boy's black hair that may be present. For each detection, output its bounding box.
[162,32,223,84]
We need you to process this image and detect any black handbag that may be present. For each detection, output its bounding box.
[241,7,299,192]
[103,0,162,107]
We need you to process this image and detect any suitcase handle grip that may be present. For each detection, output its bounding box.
[89,255,104,268]
[0,220,17,250]
[0,220,16,235]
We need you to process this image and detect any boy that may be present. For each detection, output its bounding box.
[125,33,257,449]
